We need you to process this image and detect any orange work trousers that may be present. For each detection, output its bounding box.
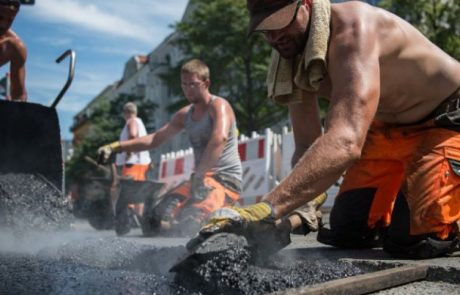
[337,120,460,240]
[122,164,150,216]
[165,173,240,222]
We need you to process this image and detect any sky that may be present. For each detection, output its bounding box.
[1,0,189,140]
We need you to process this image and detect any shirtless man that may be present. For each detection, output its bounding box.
[0,0,26,101]
[192,0,460,259]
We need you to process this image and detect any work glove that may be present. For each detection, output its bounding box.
[190,173,213,201]
[97,141,121,164]
[186,201,291,257]
[291,192,327,235]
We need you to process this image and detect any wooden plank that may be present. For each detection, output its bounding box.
[269,264,428,295]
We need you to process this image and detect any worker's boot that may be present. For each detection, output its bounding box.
[317,226,384,249]
[290,192,327,235]
[383,237,459,259]
[384,220,460,259]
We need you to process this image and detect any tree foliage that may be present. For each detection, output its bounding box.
[379,0,460,59]
[65,94,157,184]
[163,0,288,134]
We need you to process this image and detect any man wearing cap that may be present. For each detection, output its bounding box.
[0,0,27,101]
[192,0,460,259]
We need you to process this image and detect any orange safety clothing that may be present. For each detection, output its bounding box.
[339,118,460,240]
[122,164,150,216]
[122,164,150,181]
[165,173,240,221]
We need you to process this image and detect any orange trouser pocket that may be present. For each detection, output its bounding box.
[405,130,460,239]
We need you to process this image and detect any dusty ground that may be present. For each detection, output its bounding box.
[1,219,459,295]
[0,222,366,295]
[0,175,459,294]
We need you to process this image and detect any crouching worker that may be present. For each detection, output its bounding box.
[97,59,243,236]
[188,0,460,259]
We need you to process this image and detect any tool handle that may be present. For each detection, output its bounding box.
[51,49,76,108]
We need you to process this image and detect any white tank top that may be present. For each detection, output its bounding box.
[116,117,151,165]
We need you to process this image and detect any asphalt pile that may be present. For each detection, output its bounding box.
[0,231,368,295]
[173,233,365,294]
[0,173,74,233]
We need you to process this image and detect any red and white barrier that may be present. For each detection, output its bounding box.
[238,129,279,205]
[156,127,340,208]
[158,148,194,192]
[156,129,279,205]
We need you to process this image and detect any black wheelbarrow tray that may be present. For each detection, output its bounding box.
[0,49,76,191]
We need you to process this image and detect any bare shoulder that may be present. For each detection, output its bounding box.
[330,2,381,39]
[126,117,138,126]
[211,96,232,110]
[1,30,27,60]
[328,2,386,61]
[5,30,26,50]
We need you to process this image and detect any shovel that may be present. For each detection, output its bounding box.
[0,49,76,192]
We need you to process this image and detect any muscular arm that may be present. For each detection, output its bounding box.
[119,107,188,153]
[9,36,27,101]
[289,95,322,167]
[265,23,381,218]
[194,98,234,176]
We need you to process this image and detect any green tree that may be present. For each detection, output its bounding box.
[163,0,288,134]
[66,94,157,184]
[379,0,460,59]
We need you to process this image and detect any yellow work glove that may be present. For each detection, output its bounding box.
[200,201,274,235]
[186,201,291,256]
[96,141,121,164]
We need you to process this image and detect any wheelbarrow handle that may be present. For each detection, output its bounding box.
[51,49,76,108]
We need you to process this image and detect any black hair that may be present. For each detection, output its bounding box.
[0,0,20,11]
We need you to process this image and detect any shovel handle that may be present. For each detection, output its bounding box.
[51,49,76,108]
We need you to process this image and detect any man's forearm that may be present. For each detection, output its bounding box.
[264,133,355,218]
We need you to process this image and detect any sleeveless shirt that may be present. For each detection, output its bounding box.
[116,117,151,165]
[184,97,242,182]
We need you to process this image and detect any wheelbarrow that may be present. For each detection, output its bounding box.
[0,49,76,192]
[84,156,165,234]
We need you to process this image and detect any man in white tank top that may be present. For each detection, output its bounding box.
[115,102,151,221]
